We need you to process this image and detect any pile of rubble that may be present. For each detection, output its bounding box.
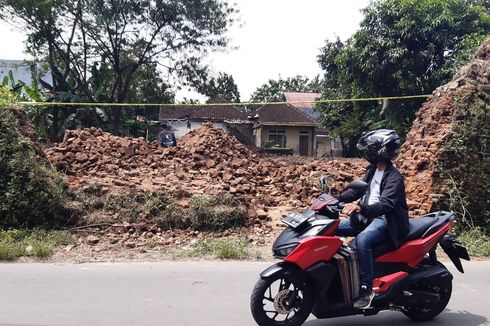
[46,124,367,215]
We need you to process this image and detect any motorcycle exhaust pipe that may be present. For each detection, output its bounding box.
[392,289,440,306]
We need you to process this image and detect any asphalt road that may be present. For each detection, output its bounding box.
[0,261,488,326]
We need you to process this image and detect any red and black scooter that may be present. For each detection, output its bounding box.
[250,178,470,326]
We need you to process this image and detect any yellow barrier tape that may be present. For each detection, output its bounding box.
[17,94,431,107]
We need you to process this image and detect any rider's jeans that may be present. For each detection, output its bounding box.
[336,217,391,290]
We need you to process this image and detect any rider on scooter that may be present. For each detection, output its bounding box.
[336,129,410,309]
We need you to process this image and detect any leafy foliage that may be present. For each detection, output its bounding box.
[0,0,238,134]
[458,228,490,257]
[250,75,322,102]
[196,72,240,103]
[316,0,490,155]
[0,93,69,228]
[0,84,16,106]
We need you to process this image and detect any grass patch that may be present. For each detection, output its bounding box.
[188,238,254,260]
[71,190,247,233]
[0,229,74,261]
[458,228,490,257]
[77,191,176,225]
[190,194,246,231]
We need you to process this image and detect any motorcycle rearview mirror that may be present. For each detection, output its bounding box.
[348,179,368,192]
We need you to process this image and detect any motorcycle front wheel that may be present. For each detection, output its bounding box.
[250,273,313,326]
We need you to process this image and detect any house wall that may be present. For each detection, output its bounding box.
[254,127,262,148]
[314,135,343,157]
[166,120,227,138]
[227,123,254,145]
[260,125,315,155]
[315,135,332,157]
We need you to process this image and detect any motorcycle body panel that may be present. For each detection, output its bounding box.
[373,271,408,293]
[272,219,339,258]
[284,236,342,270]
[376,222,452,266]
[321,220,340,236]
[311,263,453,319]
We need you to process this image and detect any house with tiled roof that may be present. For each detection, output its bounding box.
[159,94,342,156]
[282,92,343,157]
[252,102,318,156]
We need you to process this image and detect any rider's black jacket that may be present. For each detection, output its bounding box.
[338,162,410,248]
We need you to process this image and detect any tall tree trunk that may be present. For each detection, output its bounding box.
[50,107,59,142]
[113,107,121,135]
[112,70,124,135]
[48,43,59,142]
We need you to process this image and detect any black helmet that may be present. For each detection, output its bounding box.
[357,129,401,164]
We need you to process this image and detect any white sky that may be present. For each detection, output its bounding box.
[0,0,370,101]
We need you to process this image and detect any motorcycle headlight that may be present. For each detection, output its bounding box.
[274,243,299,258]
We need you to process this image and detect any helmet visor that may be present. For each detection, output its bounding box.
[357,143,368,151]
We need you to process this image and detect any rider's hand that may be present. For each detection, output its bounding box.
[342,203,360,216]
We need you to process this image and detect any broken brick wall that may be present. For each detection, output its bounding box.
[396,38,490,229]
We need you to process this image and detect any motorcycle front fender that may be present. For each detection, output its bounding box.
[259,262,306,284]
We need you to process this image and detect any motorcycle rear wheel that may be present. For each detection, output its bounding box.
[402,282,452,321]
[250,273,313,326]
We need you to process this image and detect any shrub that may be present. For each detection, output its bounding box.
[153,205,191,230]
[0,101,69,228]
[458,228,490,257]
[0,85,16,107]
[189,194,246,231]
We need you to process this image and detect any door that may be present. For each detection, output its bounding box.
[299,135,309,156]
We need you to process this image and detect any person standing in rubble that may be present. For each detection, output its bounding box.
[158,123,177,148]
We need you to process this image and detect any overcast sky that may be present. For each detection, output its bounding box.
[0,0,370,101]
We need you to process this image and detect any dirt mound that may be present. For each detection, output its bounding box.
[396,38,490,218]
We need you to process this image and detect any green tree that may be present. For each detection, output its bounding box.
[0,0,238,134]
[317,0,490,156]
[250,75,322,102]
[196,72,240,103]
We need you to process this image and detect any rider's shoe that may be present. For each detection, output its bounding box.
[353,285,375,309]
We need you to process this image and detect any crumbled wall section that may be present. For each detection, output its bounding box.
[396,38,490,218]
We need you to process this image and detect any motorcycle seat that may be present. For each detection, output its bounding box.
[406,216,437,240]
[406,211,454,241]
